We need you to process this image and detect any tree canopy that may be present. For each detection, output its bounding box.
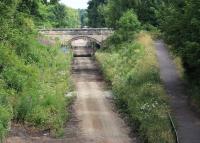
[87,0,106,27]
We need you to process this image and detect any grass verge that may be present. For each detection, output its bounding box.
[96,32,175,143]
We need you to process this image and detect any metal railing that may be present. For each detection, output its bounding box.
[168,112,180,143]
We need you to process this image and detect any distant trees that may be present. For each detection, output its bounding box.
[13,0,80,28]
[79,9,88,27]
[50,0,60,5]
[39,2,80,28]
[87,0,106,27]
[48,4,80,28]
[87,0,164,28]
[50,4,67,27]
[102,0,141,28]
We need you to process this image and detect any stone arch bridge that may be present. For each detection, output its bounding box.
[39,28,113,46]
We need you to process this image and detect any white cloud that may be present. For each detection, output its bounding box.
[60,0,89,9]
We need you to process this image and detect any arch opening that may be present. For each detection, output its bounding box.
[65,36,101,57]
[67,36,101,46]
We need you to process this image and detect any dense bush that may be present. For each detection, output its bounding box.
[96,33,175,143]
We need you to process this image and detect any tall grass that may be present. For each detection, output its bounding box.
[96,32,175,143]
[0,37,73,141]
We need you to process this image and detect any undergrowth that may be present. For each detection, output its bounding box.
[0,38,73,141]
[96,32,175,143]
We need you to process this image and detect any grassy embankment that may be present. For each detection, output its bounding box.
[0,37,73,141]
[96,32,175,143]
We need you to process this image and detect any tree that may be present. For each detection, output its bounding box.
[87,0,106,27]
[65,7,80,28]
[160,0,200,82]
[50,0,60,5]
[109,10,141,44]
[79,9,88,27]
[50,3,68,27]
[102,0,168,28]
[17,0,40,16]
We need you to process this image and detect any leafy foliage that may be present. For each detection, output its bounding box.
[47,4,80,28]
[87,0,106,27]
[78,9,88,27]
[89,0,165,28]
[0,0,75,141]
[108,10,141,44]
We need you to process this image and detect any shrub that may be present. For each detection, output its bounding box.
[116,9,141,32]
[109,10,141,45]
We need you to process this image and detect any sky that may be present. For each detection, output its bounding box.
[60,0,90,9]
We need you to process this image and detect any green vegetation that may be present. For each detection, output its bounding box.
[96,33,174,143]
[8,0,81,28]
[0,40,73,136]
[37,2,80,28]
[87,0,106,27]
[46,4,80,28]
[87,0,166,28]
[78,9,88,27]
[0,37,73,140]
[0,0,78,141]
[88,0,200,125]
[95,11,174,143]
[1,0,199,141]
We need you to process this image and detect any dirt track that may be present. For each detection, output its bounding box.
[6,45,135,143]
[71,45,135,143]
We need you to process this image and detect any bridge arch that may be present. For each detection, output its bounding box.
[39,28,113,47]
[65,35,102,46]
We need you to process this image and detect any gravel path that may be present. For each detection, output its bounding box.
[71,45,135,143]
[155,40,200,143]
